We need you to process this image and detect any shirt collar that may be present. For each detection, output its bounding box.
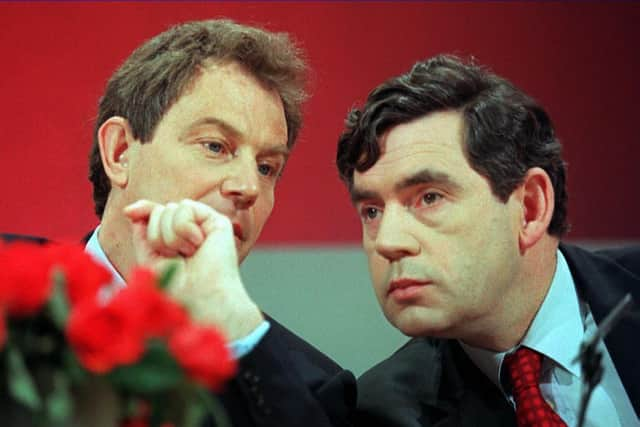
[460,249,584,390]
[521,249,583,377]
[84,226,126,289]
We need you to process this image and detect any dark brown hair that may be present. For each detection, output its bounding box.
[89,19,307,217]
[336,54,568,236]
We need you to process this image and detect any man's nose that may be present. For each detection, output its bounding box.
[374,205,420,262]
[221,160,259,209]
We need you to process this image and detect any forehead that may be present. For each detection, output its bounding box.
[353,111,468,189]
[156,60,288,145]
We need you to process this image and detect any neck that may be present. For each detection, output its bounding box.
[462,237,559,352]
[98,197,135,280]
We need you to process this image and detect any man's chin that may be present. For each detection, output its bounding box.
[388,306,452,338]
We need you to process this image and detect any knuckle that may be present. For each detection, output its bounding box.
[174,220,193,235]
[152,204,166,215]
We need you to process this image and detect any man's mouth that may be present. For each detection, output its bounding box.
[387,278,432,300]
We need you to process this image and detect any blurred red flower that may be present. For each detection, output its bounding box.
[67,296,147,373]
[66,267,191,374]
[124,268,189,338]
[0,240,236,424]
[169,322,236,391]
[0,242,55,315]
[47,243,113,306]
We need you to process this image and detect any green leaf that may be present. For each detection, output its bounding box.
[45,369,72,422]
[182,399,207,427]
[5,343,42,410]
[158,262,179,290]
[107,341,182,394]
[62,348,89,385]
[48,269,70,329]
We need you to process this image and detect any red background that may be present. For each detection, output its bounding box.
[1,2,639,244]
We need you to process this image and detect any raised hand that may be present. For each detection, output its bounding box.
[123,199,264,341]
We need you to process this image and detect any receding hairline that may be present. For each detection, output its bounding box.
[141,58,290,143]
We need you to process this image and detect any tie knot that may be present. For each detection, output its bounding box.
[502,347,567,426]
[504,347,542,392]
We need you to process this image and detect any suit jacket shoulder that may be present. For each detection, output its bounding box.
[357,338,515,427]
[561,243,640,282]
[357,337,443,427]
[0,233,49,245]
[560,243,640,416]
[216,316,357,427]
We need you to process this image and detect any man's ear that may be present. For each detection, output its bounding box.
[98,117,134,189]
[517,167,555,252]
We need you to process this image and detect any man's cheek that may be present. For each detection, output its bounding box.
[369,262,387,298]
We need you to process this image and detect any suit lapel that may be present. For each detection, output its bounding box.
[356,337,517,426]
[435,341,516,427]
[560,244,640,416]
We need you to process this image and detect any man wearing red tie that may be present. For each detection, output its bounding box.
[336,54,639,426]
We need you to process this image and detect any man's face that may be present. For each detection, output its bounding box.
[124,61,288,263]
[351,111,523,340]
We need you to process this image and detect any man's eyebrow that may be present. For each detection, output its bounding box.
[259,144,290,160]
[182,117,243,140]
[350,168,460,205]
[350,188,381,206]
[394,168,461,192]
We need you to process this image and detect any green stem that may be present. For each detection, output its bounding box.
[197,387,231,427]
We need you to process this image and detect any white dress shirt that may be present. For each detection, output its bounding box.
[460,250,638,427]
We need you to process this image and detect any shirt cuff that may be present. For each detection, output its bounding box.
[227,320,271,359]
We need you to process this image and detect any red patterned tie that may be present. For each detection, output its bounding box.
[503,347,567,427]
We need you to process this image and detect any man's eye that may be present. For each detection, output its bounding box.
[361,207,381,222]
[204,142,227,154]
[258,163,275,177]
[422,192,443,205]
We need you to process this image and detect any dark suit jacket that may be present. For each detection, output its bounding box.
[0,233,356,427]
[356,244,640,426]
[216,316,356,427]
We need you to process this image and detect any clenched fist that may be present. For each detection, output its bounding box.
[124,199,264,341]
